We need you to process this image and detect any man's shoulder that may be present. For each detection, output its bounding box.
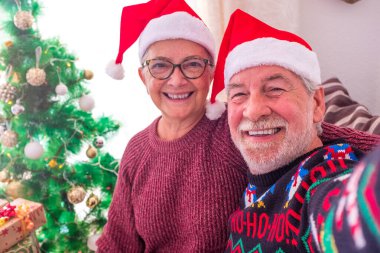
[297,143,363,180]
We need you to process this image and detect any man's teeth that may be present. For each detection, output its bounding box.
[167,93,191,99]
[248,128,280,136]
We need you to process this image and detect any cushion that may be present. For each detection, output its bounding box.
[322,78,380,135]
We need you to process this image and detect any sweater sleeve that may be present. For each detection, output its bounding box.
[307,146,380,252]
[96,148,144,253]
[321,121,380,153]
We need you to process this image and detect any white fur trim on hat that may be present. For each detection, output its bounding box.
[106,60,125,80]
[224,38,321,86]
[205,100,226,120]
[139,12,215,62]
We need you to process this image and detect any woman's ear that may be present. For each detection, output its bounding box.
[312,86,325,123]
[138,67,146,84]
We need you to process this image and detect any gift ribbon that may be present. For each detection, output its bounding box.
[0,203,16,227]
[15,203,35,234]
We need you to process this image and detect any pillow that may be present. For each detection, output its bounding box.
[322,78,380,135]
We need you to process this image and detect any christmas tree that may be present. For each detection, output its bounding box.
[0,0,120,251]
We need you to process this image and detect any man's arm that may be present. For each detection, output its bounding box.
[308,146,380,252]
[321,122,380,153]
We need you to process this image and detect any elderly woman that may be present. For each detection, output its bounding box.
[96,0,380,252]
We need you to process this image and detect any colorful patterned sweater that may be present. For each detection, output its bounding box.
[226,143,380,252]
[96,108,380,253]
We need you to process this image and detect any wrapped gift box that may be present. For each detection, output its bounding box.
[0,198,46,253]
[5,232,39,253]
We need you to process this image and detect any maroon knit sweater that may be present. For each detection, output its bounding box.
[96,111,379,253]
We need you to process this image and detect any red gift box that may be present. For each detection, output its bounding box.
[0,198,46,253]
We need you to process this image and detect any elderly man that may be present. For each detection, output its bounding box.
[211,9,380,252]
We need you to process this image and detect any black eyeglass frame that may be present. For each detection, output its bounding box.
[141,57,214,80]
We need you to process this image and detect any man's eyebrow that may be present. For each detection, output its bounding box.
[226,83,244,95]
[262,73,289,83]
[228,83,244,89]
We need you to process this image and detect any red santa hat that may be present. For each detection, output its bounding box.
[106,0,215,80]
[210,9,321,103]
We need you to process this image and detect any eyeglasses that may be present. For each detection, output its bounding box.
[142,57,214,80]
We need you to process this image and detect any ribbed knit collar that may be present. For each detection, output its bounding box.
[148,114,214,154]
[246,139,343,187]
[247,151,312,188]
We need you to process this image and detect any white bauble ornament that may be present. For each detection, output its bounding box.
[55,83,68,96]
[24,141,44,160]
[26,67,46,86]
[79,95,95,111]
[13,11,34,30]
[1,130,18,148]
[11,102,25,116]
[94,136,105,148]
[87,233,101,251]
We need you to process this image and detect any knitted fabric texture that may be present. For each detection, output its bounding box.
[226,143,372,252]
[97,112,247,252]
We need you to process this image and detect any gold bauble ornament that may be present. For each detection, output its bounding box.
[67,186,86,204]
[1,130,18,148]
[5,181,25,199]
[84,70,94,80]
[26,67,46,86]
[86,193,100,209]
[13,11,34,30]
[86,145,97,159]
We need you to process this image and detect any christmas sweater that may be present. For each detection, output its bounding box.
[97,112,248,252]
[225,143,379,252]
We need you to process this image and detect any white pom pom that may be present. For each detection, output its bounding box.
[205,100,226,120]
[79,95,95,112]
[24,141,44,160]
[106,61,124,80]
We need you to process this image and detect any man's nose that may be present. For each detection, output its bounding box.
[242,93,272,121]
